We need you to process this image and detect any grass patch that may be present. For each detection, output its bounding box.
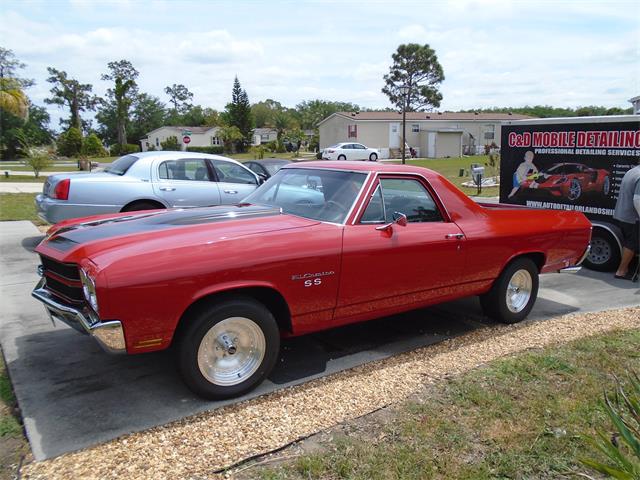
[0,176,45,183]
[256,329,640,480]
[389,156,498,197]
[230,152,300,161]
[0,193,46,225]
[6,166,79,172]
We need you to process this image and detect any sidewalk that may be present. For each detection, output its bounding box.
[0,183,43,193]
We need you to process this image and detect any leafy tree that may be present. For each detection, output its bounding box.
[95,100,118,146]
[251,99,284,128]
[0,104,52,159]
[101,60,139,146]
[23,148,53,178]
[0,47,34,88]
[295,100,361,130]
[22,105,53,146]
[164,84,193,115]
[0,48,33,120]
[219,125,244,153]
[160,135,180,151]
[57,127,83,157]
[224,77,253,152]
[82,133,107,157]
[129,93,166,145]
[44,67,98,131]
[382,43,445,111]
[460,105,633,118]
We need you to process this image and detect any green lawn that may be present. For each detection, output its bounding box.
[230,152,300,161]
[256,329,640,480]
[0,176,45,183]
[0,193,46,225]
[0,352,29,479]
[390,156,499,197]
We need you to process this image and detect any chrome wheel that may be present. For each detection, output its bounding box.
[568,179,581,200]
[506,269,533,313]
[197,317,266,387]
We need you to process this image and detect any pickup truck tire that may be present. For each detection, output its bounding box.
[177,297,280,399]
[480,258,539,324]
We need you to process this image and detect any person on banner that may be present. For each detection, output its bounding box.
[508,150,539,198]
[613,164,640,281]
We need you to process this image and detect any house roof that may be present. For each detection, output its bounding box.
[253,127,277,134]
[319,111,533,125]
[146,125,218,136]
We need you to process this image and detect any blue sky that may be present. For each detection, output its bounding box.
[1,0,638,128]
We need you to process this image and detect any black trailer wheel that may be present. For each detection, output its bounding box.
[583,228,621,272]
[177,296,280,399]
[480,257,539,324]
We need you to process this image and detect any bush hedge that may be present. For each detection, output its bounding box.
[110,143,140,156]
[186,146,224,155]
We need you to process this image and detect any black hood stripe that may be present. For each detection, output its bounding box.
[48,204,281,251]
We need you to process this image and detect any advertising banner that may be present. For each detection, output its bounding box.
[500,120,640,221]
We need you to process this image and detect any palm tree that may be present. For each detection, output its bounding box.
[0,78,29,119]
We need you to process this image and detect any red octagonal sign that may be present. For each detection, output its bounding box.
[183,136,191,144]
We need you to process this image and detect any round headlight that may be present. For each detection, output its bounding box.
[79,268,99,313]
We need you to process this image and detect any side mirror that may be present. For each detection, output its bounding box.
[257,173,267,185]
[375,212,408,231]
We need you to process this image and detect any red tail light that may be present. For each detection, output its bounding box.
[52,179,70,200]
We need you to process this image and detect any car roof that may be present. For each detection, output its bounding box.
[281,160,441,179]
[126,151,241,163]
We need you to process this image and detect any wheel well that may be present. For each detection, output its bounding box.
[173,287,293,344]
[514,252,545,272]
[121,199,165,212]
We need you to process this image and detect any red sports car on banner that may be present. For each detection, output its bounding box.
[521,162,610,201]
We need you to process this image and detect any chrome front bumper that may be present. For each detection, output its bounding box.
[31,278,126,354]
[558,244,591,274]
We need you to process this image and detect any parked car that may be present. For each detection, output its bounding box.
[32,161,591,399]
[322,143,379,161]
[520,162,610,201]
[243,159,291,179]
[35,152,262,224]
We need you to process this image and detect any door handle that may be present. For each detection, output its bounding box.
[159,187,176,192]
[445,233,465,239]
[224,190,238,194]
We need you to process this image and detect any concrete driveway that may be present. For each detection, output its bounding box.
[1,221,638,461]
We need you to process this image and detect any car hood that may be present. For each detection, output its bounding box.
[36,204,320,263]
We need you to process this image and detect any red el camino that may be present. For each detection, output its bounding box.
[521,162,610,201]
[32,162,592,399]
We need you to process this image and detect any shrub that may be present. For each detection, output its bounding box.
[160,136,180,151]
[264,141,278,153]
[57,127,83,157]
[146,144,157,151]
[581,372,640,479]
[110,143,140,156]
[250,145,266,160]
[82,133,107,157]
[186,146,224,155]
[23,149,54,178]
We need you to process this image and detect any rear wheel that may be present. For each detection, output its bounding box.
[480,258,539,324]
[177,296,280,399]
[369,153,378,161]
[583,228,620,272]
[122,201,164,212]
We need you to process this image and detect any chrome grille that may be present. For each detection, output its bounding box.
[39,255,83,305]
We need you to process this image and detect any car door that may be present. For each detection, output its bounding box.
[336,176,466,320]
[338,144,351,160]
[210,159,260,204]
[153,158,221,207]
[352,143,368,160]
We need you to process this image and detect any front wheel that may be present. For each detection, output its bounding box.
[177,297,280,399]
[480,258,539,324]
[337,154,346,161]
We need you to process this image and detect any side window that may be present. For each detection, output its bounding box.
[354,144,366,150]
[212,160,257,185]
[360,185,385,223]
[361,178,443,223]
[158,159,210,181]
[342,144,352,149]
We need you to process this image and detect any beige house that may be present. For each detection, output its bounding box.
[318,111,532,158]
[252,128,278,145]
[141,126,221,152]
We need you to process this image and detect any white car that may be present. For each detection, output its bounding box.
[322,143,379,161]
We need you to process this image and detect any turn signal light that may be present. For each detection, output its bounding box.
[52,179,70,200]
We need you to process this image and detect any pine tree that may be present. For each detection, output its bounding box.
[224,77,253,152]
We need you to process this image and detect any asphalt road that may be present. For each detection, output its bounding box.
[0,221,638,461]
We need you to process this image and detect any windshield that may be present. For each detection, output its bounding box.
[104,155,139,175]
[264,162,287,175]
[243,168,367,223]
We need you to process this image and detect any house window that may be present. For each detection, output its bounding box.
[155,137,159,147]
[411,124,419,133]
[484,124,495,140]
[348,125,357,138]
[261,134,270,142]
[211,136,221,145]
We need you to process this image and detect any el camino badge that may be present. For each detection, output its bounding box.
[291,271,335,287]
